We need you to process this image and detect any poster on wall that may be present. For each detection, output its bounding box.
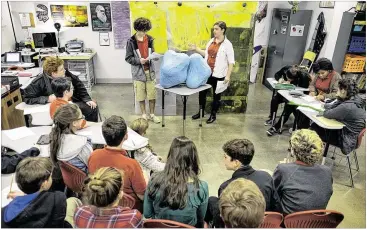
[99,32,110,46]
[50,5,88,27]
[90,3,112,31]
[34,3,49,24]
[111,1,131,49]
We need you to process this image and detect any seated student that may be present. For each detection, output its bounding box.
[1,157,71,228]
[2,147,40,174]
[219,178,266,228]
[311,78,366,155]
[273,129,333,215]
[50,77,87,129]
[50,103,93,173]
[265,65,310,126]
[88,116,146,203]
[23,56,99,122]
[205,139,279,228]
[74,167,143,228]
[130,118,165,177]
[144,136,209,228]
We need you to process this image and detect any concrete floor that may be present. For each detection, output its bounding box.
[92,82,366,228]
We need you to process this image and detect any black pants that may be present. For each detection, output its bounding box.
[199,76,225,114]
[310,123,341,148]
[273,104,297,130]
[204,196,225,228]
[74,101,99,122]
[269,92,285,119]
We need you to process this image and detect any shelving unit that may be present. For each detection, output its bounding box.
[342,10,366,92]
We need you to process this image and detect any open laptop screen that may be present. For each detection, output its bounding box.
[5,52,21,63]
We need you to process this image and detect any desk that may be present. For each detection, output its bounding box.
[15,102,52,126]
[267,78,310,92]
[297,107,344,165]
[1,87,26,130]
[1,62,35,70]
[34,52,97,94]
[155,84,212,136]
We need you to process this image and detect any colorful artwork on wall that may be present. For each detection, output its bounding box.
[50,5,88,27]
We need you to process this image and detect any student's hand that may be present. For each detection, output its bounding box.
[7,191,25,199]
[316,94,325,101]
[283,81,290,84]
[86,101,97,109]
[188,44,197,51]
[309,92,316,97]
[140,58,148,64]
[278,78,285,84]
[48,94,56,103]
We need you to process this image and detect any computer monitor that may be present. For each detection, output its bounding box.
[4,52,21,63]
[32,32,57,48]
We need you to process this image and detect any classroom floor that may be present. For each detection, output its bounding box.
[92,82,366,228]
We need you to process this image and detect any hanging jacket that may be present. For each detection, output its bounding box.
[323,95,366,154]
[23,70,91,105]
[1,147,40,174]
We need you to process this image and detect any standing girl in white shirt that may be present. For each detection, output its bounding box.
[189,21,235,124]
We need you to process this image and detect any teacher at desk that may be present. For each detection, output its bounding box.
[23,56,99,122]
[189,21,235,124]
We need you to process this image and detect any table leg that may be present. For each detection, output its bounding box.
[199,105,203,127]
[183,96,187,136]
[162,90,165,128]
[322,130,331,165]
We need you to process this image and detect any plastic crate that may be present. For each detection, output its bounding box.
[343,54,366,73]
[348,36,366,53]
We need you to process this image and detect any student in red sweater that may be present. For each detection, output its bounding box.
[88,115,146,203]
[50,78,87,129]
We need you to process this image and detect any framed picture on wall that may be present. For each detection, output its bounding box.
[319,1,335,8]
[90,3,112,31]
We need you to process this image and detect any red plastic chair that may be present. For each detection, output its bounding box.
[259,212,284,228]
[143,219,195,228]
[59,161,87,193]
[284,210,344,228]
[118,193,136,209]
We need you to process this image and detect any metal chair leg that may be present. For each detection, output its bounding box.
[346,155,354,188]
[353,151,359,172]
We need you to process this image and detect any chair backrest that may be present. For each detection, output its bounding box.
[356,128,366,149]
[59,161,87,193]
[118,193,136,209]
[259,212,284,228]
[143,219,195,228]
[284,210,344,228]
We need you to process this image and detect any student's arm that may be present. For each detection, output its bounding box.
[131,161,147,200]
[68,71,92,103]
[196,182,209,228]
[323,103,349,121]
[143,185,154,218]
[135,148,165,172]
[297,72,311,88]
[274,66,290,81]
[125,41,141,65]
[23,82,49,104]
[272,165,284,199]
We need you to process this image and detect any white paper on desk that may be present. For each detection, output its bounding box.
[215,81,229,94]
[76,131,92,137]
[302,95,317,103]
[147,52,163,60]
[2,184,21,208]
[23,104,50,115]
[3,127,35,141]
[21,63,34,68]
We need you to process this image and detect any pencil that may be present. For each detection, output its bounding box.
[9,174,14,194]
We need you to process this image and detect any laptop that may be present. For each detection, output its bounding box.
[4,52,22,65]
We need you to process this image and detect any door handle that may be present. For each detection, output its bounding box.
[274,50,278,55]
[273,29,278,35]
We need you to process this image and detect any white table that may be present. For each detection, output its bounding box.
[15,102,53,126]
[266,78,310,92]
[155,84,212,136]
[1,62,35,69]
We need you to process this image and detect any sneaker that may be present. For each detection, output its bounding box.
[266,127,278,136]
[142,114,148,120]
[149,114,161,124]
[264,119,273,126]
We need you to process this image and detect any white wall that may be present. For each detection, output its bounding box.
[7,1,132,83]
[1,2,16,52]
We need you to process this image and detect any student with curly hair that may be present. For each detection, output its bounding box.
[311,78,366,155]
[273,129,333,214]
[125,17,160,124]
[219,178,266,228]
[74,167,143,228]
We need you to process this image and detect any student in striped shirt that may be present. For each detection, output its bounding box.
[74,167,143,228]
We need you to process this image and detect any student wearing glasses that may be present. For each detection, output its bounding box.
[23,56,99,122]
[50,103,93,174]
